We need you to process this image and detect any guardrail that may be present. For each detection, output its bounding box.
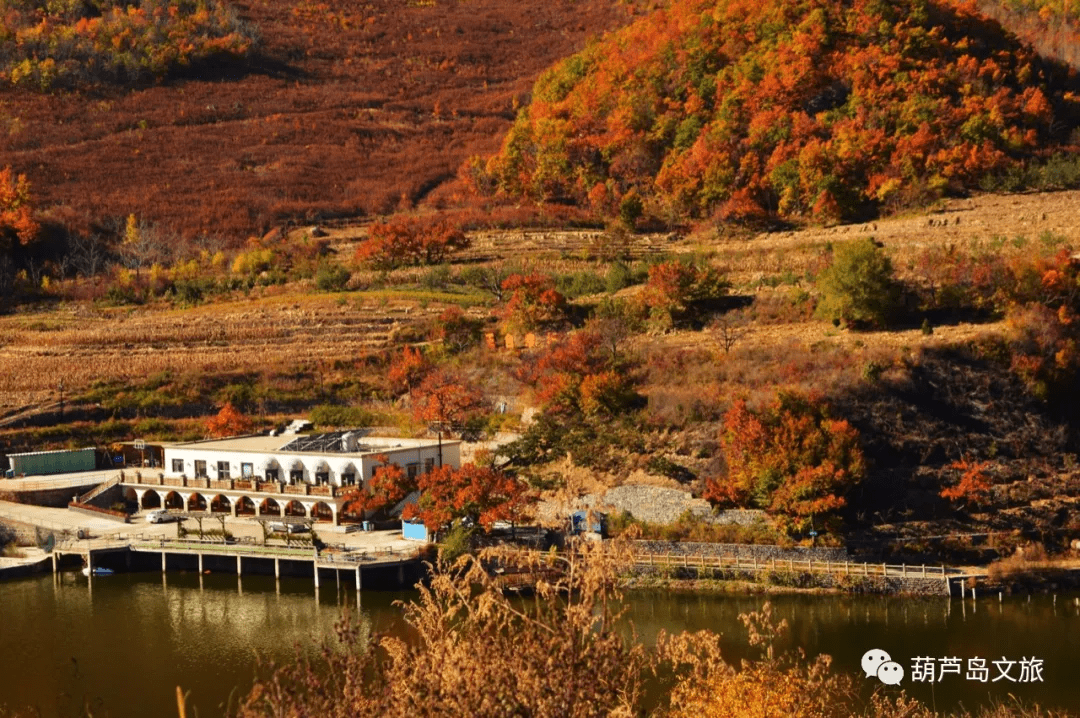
[632,552,952,578]
[76,475,121,504]
[1,472,121,493]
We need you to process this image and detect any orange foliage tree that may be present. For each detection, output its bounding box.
[704,392,864,532]
[404,463,534,531]
[205,402,254,438]
[939,457,992,508]
[638,260,729,330]
[355,217,469,269]
[0,167,38,248]
[342,455,415,517]
[431,306,484,354]
[498,273,567,331]
[524,330,639,417]
[388,346,432,394]
[412,370,485,465]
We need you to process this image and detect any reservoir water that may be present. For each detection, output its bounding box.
[1,572,1078,717]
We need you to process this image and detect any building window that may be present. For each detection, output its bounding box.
[172,459,184,473]
[406,463,419,480]
[194,460,207,478]
[341,472,356,486]
[265,468,279,481]
[290,469,304,484]
[217,461,230,479]
[241,462,253,478]
[315,471,329,485]
[423,458,434,474]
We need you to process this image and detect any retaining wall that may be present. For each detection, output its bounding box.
[628,564,950,596]
[633,540,849,563]
[0,556,51,580]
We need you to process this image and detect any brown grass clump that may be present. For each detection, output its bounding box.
[986,543,1058,584]
[227,544,1075,718]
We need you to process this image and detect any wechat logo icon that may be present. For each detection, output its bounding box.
[863,649,904,685]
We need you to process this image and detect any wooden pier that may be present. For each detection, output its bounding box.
[53,536,419,590]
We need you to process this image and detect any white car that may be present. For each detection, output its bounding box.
[268,521,309,534]
[146,510,178,524]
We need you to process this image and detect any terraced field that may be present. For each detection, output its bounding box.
[0,294,448,415]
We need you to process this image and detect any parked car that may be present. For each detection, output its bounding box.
[146,510,178,524]
[268,521,309,534]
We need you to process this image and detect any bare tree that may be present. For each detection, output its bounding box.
[70,233,109,279]
[460,264,512,303]
[712,312,749,354]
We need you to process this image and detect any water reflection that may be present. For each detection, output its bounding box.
[622,590,1080,713]
[0,572,394,718]
[1,575,1077,717]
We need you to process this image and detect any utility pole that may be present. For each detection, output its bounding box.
[58,379,64,421]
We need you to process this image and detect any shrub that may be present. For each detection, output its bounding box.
[356,217,469,269]
[554,270,606,299]
[815,238,904,328]
[314,262,351,292]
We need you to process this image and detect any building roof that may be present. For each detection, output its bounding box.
[162,433,459,457]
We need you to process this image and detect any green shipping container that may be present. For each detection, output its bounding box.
[8,448,96,476]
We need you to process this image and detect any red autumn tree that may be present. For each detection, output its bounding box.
[355,216,469,269]
[412,370,485,465]
[523,330,638,417]
[205,402,254,438]
[939,457,992,508]
[0,167,38,249]
[431,306,484,353]
[704,391,864,532]
[388,346,431,394]
[342,454,416,517]
[498,273,566,331]
[404,463,534,531]
[639,261,729,330]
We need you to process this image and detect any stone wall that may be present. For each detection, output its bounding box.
[634,539,849,563]
[627,564,951,596]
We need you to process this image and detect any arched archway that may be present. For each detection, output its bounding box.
[260,498,281,516]
[236,496,256,516]
[284,500,306,517]
[210,494,232,513]
[123,487,138,502]
[141,491,162,509]
[187,493,207,512]
[163,491,184,510]
[311,501,334,523]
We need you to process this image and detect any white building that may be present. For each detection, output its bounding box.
[120,432,460,525]
[162,432,460,487]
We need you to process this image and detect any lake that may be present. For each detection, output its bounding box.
[1,572,1077,717]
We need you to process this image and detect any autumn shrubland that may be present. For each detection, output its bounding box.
[2,0,1080,557]
[0,0,257,90]
[476,0,1080,225]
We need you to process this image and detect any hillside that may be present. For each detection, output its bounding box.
[478,0,1080,224]
[0,0,633,241]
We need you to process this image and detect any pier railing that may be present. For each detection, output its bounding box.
[631,552,954,578]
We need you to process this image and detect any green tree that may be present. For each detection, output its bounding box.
[815,238,903,328]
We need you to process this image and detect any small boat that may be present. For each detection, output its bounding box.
[81,567,115,577]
